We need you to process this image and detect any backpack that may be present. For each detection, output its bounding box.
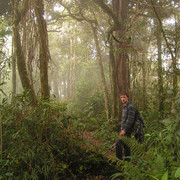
[133,110,145,143]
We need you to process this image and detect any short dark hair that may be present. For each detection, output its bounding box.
[120,92,129,98]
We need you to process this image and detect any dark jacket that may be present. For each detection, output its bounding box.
[121,102,136,134]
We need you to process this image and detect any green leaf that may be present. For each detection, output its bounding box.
[161,171,168,180]
[90,117,97,122]
[110,173,123,180]
[5,172,13,177]
[79,165,83,171]
[61,163,68,169]
[148,175,159,180]
[175,167,180,178]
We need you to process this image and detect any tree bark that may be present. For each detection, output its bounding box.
[68,38,73,99]
[11,0,36,103]
[92,25,110,120]
[110,41,118,118]
[112,0,130,95]
[72,33,77,100]
[155,20,164,115]
[26,12,38,89]
[11,33,16,103]
[142,51,147,111]
[13,26,36,100]
[172,54,178,112]
[112,0,130,119]
[51,66,60,101]
[34,0,50,99]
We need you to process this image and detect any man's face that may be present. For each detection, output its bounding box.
[120,95,128,105]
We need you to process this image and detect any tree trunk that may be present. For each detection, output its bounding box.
[13,26,36,100]
[34,0,50,99]
[26,14,38,89]
[155,20,164,116]
[112,0,130,118]
[110,41,118,118]
[92,25,110,120]
[113,0,130,94]
[11,0,36,103]
[11,34,16,103]
[68,38,73,99]
[142,51,147,111]
[172,13,179,113]
[51,66,60,101]
[172,56,177,112]
[72,34,77,100]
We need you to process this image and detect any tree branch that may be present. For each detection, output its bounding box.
[58,0,97,25]
[150,0,175,61]
[92,0,121,27]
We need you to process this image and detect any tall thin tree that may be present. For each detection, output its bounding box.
[91,24,110,120]
[11,0,36,103]
[34,0,50,99]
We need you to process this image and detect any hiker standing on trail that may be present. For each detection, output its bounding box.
[116,92,136,161]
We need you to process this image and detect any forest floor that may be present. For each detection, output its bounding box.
[82,131,116,157]
[81,131,117,179]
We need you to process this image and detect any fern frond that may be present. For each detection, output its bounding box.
[145,118,164,133]
[121,136,146,159]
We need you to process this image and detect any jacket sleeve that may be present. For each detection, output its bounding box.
[123,106,136,133]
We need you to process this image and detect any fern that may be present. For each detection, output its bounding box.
[120,136,146,159]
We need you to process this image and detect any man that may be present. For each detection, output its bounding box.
[116,92,136,161]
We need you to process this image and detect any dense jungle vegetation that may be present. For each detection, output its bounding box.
[0,0,180,179]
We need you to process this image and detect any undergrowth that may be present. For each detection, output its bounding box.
[72,107,180,180]
[1,92,180,180]
[0,96,119,179]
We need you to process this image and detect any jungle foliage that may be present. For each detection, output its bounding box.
[0,95,118,179]
[0,0,180,179]
[0,93,180,179]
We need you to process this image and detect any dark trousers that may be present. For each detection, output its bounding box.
[115,135,131,161]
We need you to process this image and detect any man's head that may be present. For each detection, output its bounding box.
[120,92,129,105]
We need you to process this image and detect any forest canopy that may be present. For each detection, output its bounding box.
[0,0,180,179]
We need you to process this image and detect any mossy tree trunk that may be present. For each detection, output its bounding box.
[72,32,77,100]
[11,0,37,103]
[34,0,50,99]
[142,50,147,112]
[110,41,118,118]
[155,20,164,116]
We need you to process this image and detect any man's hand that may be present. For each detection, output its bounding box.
[120,130,126,136]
